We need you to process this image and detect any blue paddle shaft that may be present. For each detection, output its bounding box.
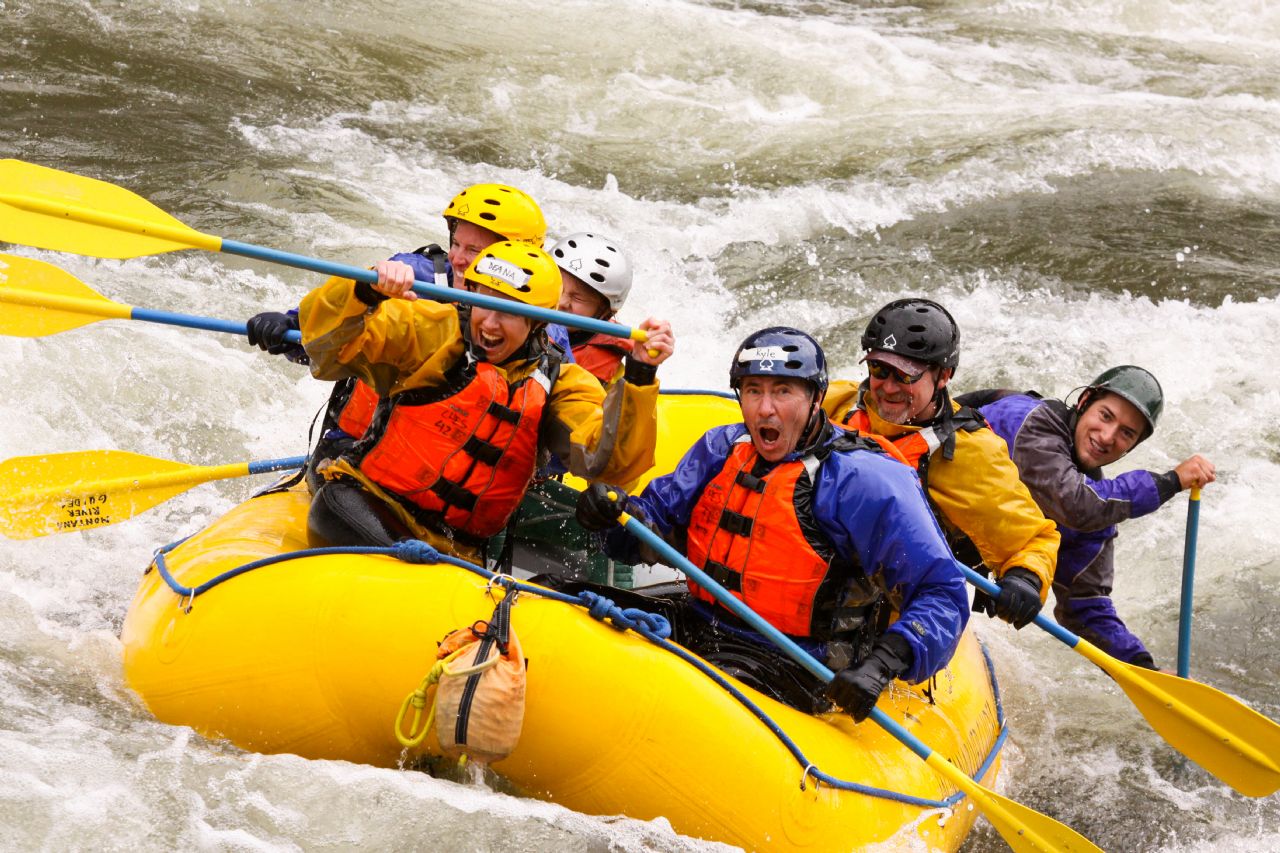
[959,565,1083,650]
[247,456,308,474]
[619,515,936,762]
[1177,493,1201,678]
[221,239,639,341]
[130,307,302,343]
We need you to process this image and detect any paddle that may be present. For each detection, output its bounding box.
[0,450,307,540]
[1177,486,1202,678]
[616,510,1102,852]
[962,565,1280,798]
[0,159,650,345]
[0,253,302,343]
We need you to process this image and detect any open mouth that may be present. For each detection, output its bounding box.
[477,331,504,353]
[758,426,781,445]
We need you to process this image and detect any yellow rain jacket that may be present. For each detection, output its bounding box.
[298,276,659,559]
[824,380,1057,596]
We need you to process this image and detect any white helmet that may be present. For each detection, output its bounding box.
[549,232,632,312]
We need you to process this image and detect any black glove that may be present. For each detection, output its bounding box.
[246,311,302,355]
[993,567,1043,630]
[623,356,657,386]
[824,632,913,722]
[575,482,628,532]
[1129,651,1158,671]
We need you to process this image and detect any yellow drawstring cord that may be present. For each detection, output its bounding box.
[393,642,504,748]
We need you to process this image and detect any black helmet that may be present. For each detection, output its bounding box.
[729,327,828,396]
[861,298,960,371]
[1081,365,1163,439]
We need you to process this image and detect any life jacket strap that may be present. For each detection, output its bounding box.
[486,401,521,424]
[704,560,743,593]
[734,470,767,493]
[429,479,479,512]
[462,435,503,467]
[718,510,754,537]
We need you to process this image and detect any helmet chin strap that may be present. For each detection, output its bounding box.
[792,391,828,454]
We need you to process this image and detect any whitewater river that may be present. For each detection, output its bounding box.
[2,0,1279,850]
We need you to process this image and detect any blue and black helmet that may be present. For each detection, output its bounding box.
[729,327,828,396]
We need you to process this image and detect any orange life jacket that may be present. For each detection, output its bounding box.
[336,379,381,438]
[841,406,985,488]
[572,334,632,385]
[684,432,883,638]
[355,352,558,539]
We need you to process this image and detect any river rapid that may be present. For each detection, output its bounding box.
[2,1,1279,850]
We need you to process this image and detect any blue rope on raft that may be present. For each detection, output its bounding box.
[150,536,1004,809]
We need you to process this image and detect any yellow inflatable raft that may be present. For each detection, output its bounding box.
[120,392,1004,851]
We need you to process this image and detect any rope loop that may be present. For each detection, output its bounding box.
[580,590,617,622]
[393,539,442,564]
[619,607,672,640]
[575,591,672,639]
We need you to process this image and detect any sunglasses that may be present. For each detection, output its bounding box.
[867,360,930,385]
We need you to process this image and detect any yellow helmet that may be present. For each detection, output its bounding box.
[443,183,547,245]
[465,242,562,311]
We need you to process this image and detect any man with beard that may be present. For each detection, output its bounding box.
[824,298,1059,631]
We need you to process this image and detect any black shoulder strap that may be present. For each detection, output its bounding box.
[825,426,890,458]
[951,404,988,432]
[412,243,449,286]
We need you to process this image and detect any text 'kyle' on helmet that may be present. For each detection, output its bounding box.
[1083,365,1164,438]
[861,298,960,371]
[550,232,633,312]
[443,183,547,245]
[729,327,828,396]
[466,242,562,311]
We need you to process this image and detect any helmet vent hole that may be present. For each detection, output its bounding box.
[567,240,578,248]
[595,259,610,268]
[590,273,606,283]
[479,212,497,222]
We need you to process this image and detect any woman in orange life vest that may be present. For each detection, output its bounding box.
[545,232,635,387]
[298,240,675,563]
[575,327,968,718]
[822,298,1059,631]
[245,182,548,489]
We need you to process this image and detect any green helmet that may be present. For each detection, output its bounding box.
[1082,365,1163,439]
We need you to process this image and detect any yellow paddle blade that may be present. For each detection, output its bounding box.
[0,159,218,259]
[1077,642,1280,797]
[0,450,251,539]
[0,253,130,337]
[924,754,1102,853]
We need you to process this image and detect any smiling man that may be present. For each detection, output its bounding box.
[297,241,674,563]
[958,366,1216,669]
[576,327,969,720]
[824,299,1059,633]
